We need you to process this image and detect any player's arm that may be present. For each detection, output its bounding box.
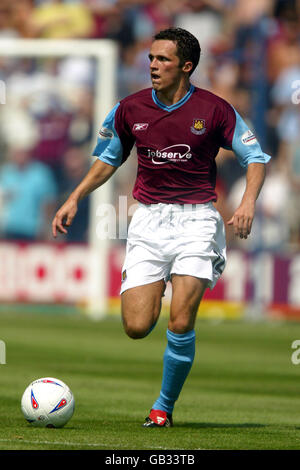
[52,102,134,238]
[219,105,271,239]
[227,162,265,239]
[52,160,116,237]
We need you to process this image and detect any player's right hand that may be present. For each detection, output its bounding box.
[52,198,78,238]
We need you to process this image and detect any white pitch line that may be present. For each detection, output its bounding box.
[0,438,170,450]
[0,438,109,448]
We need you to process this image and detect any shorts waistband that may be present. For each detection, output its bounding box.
[139,202,214,212]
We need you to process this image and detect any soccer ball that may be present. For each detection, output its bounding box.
[21,377,75,428]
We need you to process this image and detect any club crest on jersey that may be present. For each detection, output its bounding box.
[191,119,206,136]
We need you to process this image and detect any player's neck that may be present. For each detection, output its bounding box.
[155,80,191,107]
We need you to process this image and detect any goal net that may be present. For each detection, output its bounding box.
[0,38,118,318]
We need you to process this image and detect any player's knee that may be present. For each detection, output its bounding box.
[168,317,193,335]
[124,327,148,340]
[123,319,150,340]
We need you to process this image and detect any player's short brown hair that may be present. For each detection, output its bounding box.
[154,27,201,76]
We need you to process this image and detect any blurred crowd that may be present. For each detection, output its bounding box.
[0,0,299,252]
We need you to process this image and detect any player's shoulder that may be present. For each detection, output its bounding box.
[192,86,233,111]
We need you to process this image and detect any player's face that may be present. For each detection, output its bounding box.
[149,40,190,93]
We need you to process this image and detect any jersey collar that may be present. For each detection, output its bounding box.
[152,84,195,112]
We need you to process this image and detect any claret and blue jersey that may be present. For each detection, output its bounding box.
[93,85,271,204]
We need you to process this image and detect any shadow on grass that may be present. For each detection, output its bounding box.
[176,422,266,429]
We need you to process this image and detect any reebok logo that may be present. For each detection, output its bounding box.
[133,123,148,131]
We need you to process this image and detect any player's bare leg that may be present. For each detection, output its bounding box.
[144,274,208,427]
[121,280,166,339]
[168,274,208,333]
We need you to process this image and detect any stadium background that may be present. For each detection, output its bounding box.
[0,0,299,321]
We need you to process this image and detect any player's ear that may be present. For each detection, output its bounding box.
[182,61,193,74]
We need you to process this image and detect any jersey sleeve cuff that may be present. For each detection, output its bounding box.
[96,154,121,167]
[247,152,272,166]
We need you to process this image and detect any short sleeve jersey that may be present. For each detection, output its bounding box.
[93,85,271,204]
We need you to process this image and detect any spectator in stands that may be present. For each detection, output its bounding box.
[271,65,300,156]
[0,0,18,38]
[57,56,94,146]
[267,2,300,84]
[0,145,58,242]
[25,0,95,39]
[10,0,35,38]
[0,105,57,241]
[84,0,130,40]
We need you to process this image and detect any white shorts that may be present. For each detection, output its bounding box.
[120,202,226,294]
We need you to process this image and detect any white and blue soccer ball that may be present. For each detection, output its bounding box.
[21,377,75,428]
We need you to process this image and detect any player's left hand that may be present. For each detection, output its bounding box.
[52,198,78,238]
[227,201,255,239]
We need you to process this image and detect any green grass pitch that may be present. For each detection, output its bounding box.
[1,307,300,450]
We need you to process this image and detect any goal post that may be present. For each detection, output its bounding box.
[0,38,118,318]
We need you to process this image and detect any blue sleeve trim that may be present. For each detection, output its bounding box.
[92,103,123,167]
[231,108,271,168]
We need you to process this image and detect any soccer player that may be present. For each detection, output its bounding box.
[52,28,270,427]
